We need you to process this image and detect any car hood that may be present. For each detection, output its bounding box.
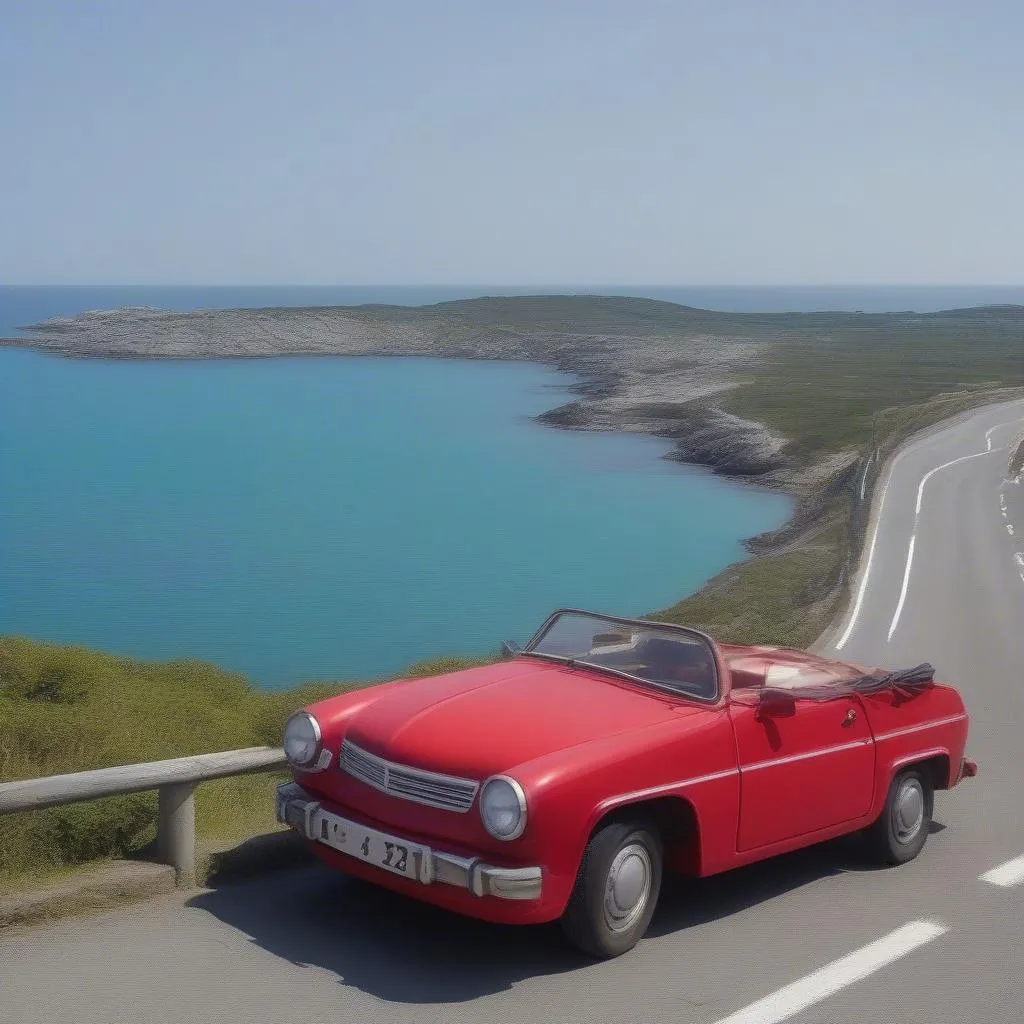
[341,658,701,778]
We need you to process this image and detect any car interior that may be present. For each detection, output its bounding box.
[583,632,718,698]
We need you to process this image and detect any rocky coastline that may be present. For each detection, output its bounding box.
[1,297,811,488]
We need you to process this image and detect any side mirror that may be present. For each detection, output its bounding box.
[756,687,797,719]
[501,640,522,659]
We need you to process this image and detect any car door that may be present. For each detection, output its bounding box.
[728,687,875,852]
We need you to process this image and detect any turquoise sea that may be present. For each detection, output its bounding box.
[3,285,1021,688]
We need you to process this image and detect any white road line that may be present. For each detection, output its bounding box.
[835,459,899,650]
[835,415,1017,651]
[1009,524,1016,536]
[985,422,1014,450]
[915,449,1001,516]
[1015,553,1024,569]
[711,921,949,1024]
[886,447,1003,642]
[887,533,917,641]
[980,855,1024,888]
[834,432,951,650]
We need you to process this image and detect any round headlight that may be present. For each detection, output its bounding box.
[283,712,322,769]
[480,775,527,840]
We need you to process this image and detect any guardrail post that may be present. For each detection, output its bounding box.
[158,782,197,887]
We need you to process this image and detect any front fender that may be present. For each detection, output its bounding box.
[515,712,739,899]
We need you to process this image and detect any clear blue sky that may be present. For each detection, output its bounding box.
[2,0,1021,285]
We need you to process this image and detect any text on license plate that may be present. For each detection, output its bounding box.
[314,810,425,880]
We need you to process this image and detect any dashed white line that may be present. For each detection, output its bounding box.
[711,921,949,1024]
[980,855,1024,888]
[1009,524,1016,536]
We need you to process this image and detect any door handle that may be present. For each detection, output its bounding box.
[842,709,857,727]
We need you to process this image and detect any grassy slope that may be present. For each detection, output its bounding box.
[0,638,493,886]
[3,302,1022,887]
[721,310,1024,460]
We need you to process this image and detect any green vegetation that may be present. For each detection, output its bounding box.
[721,308,1024,461]
[0,638,494,888]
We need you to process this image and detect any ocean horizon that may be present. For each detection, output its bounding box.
[5,284,1024,339]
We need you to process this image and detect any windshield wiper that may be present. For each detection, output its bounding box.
[518,650,586,671]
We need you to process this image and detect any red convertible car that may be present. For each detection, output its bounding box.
[276,609,976,958]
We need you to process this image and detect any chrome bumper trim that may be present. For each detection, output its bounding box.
[275,782,542,901]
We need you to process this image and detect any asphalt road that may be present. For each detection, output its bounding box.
[3,400,1024,1024]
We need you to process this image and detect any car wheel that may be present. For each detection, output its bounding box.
[560,818,663,959]
[864,767,933,865]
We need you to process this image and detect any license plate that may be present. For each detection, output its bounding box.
[312,809,427,881]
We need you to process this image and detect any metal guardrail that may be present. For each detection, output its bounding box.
[0,747,287,886]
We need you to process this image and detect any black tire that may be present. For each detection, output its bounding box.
[863,767,933,865]
[560,818,664,959]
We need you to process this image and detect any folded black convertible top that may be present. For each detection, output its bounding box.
[757,662,937,703]
[851,662,936,693]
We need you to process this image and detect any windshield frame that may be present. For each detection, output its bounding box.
[520,608,722,704]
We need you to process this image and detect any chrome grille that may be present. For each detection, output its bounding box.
[338,739,479,813]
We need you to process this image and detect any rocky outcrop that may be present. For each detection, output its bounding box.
[539,399,790,477]
[5,298,795,482]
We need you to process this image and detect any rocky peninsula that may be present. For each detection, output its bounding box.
[13,296,1013,480]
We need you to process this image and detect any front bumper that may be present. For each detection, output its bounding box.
[275,782,543,901]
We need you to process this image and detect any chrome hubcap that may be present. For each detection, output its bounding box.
[892,778,925,843]
[603,843,652,933]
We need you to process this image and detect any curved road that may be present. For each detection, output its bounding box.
[3,401,1024,1024]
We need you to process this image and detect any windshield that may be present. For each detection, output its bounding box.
[524,610,719,702]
